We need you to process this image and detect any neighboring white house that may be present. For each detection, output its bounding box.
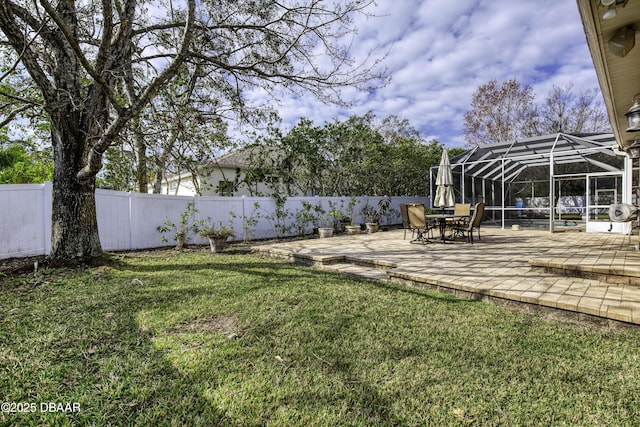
[160,147,300,197]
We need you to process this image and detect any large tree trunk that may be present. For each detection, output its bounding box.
[49,123,103,261]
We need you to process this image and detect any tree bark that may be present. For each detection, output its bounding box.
[152,162,166,194]
[135,126,148,193]
[49,122,103,260]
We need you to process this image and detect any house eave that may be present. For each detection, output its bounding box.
[576,0,640,150]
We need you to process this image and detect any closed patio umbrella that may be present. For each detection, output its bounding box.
[434,149,455,210]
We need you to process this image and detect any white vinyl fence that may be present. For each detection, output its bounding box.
[0,183,425,259]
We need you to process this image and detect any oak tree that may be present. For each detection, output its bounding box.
[464,78,538,146]
[537,84,610,134]
[0,0,383,260]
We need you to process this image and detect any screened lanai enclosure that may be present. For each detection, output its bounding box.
[430,133,635,234]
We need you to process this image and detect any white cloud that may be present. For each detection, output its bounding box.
[243,0,602,147]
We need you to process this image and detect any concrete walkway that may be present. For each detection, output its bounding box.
[255,227,640,327]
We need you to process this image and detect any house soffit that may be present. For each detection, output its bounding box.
[576,0,640,150]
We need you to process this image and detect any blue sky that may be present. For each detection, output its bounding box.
[251,0,602,148]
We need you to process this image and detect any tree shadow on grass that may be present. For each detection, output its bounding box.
[110,249,473,308]
[0,251,484,423]
[1,293,237,426]
[156,304,412,425]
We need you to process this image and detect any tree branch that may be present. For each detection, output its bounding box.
[38,0,122,113]
[0,103,34,127]
[0,0,57,101]
[77,0,197,181]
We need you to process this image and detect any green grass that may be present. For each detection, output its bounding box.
[2,248,640,426]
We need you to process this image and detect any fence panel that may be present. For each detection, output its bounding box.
[131,193,194,249]
[247,197,280,240]
[0,182,425,259]
[96,189,133,251]
[196,196,245,243]
[0,184,48,259]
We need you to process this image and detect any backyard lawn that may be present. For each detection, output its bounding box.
[2,248,640,426]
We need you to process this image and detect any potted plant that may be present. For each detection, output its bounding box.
[317,207,340,238]
[345,223,361,235]
[327,200,349,233]
[344,196,361,235]
[317,226,334,238]
[361,205,380,233]
[157,202,208,250]
[199,221,236,253]
[360,197,391,233]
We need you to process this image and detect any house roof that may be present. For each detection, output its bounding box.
[204,144,279,169]
[444,133,619,182]
[164,144,280,182]
[162,147,255,183]
[576,0,640,150]
[208,147,253,168]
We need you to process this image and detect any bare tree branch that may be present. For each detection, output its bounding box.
[0,103,33,127]
[77,0,197,181]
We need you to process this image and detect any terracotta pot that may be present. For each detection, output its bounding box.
[365,223,379,233]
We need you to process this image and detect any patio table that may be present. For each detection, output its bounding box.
[426,214,471,242]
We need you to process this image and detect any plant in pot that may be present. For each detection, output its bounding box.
[317,208,339,238]
[157,202,208,250]
[378,198,396,231]
[199,221,236,253]
[360,197,391,233]
[328,200,352,233]
[344,196,361,235]
[361,204,380,233]
[345,223,361,235]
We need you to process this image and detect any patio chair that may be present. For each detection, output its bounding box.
[450,202,485,243]
[407,204,435,243]
[400,204,414,240]
[446,203,471,239]
[453,203,471,219]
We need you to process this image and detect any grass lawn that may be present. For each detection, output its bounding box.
[2,248,640,426]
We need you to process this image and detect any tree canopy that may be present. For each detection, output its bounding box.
[537,84,610,135]
[464,79,610,146]
[463,79,538,146]
[244,113,445,197]
[0,143,52,183]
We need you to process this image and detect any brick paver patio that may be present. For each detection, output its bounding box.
[255,227,640,327]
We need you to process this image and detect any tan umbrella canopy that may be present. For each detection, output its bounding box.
[434,149,455,209]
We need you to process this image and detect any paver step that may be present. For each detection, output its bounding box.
[256,228,640,326]
[386,266,640,325]
[322,262,390,281]
[529,257,640,286]
[321,258,640,325]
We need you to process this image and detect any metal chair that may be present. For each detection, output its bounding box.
[447,203,471,239]
[400,204,413,240]
[450,202,485,243]
[608,203,638,244]
[407,204,435,243]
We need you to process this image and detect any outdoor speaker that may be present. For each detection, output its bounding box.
[609,203,637,222]
[608,26,635,58]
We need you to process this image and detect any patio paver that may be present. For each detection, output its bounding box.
[255,227,640,327]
